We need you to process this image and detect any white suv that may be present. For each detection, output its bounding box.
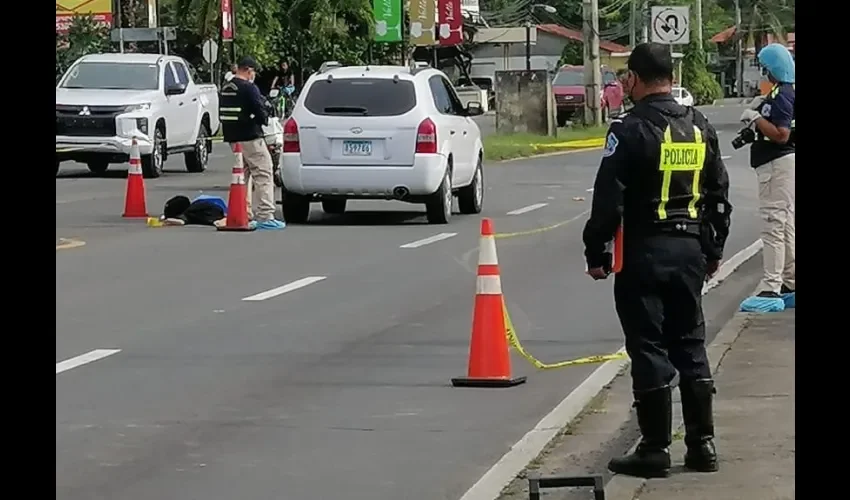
[280,62,485,224]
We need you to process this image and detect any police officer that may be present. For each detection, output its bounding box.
[220,56,286,229]
[582,43,732,478]
[739,44,795,302]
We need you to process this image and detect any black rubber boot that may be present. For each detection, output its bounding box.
[680,378,719,472]
[608,386,672,478]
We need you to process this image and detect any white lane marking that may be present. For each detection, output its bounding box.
[721,155,732,160]
[399,232,457,249]
[56,349,121,374]
[458,239,763,500]
[586,187,594,192]
[242,276,327,301]
[507,203,548,216]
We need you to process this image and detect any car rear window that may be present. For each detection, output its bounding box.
[303,78,417,117]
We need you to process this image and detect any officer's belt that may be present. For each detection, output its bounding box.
[634,221,702,238]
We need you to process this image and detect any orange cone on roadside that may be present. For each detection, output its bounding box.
[123,138,148,218]
[452,218,527,388]
[217,143,256,232]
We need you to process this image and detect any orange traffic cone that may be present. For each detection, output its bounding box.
[122,139,148,218]
[452,218,527,388]
[217,143,256,232]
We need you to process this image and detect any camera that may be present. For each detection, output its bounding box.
[731,127,756,150]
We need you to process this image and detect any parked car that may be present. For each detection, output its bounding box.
[280,62,485,225]
[56,53,220,178]
[552,65,625,127]
[672,86,695,107]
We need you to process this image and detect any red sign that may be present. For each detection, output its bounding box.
[221,0,234,41]
[438,0,463,46]
[56,13,113,34]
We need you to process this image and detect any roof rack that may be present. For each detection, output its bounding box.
[318,61,343,74]
[409,60,431,75]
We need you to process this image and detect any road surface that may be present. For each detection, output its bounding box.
[56,107,759,500]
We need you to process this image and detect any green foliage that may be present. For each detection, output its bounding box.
[559,39,582,66]
[681,41,722,105]
[56,15,112,82]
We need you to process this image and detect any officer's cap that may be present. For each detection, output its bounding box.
[627,43,674,83]
[237,56,258,71]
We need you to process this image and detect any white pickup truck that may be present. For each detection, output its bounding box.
[56,53,220,178]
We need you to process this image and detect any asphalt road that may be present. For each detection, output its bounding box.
[56,106,759,500]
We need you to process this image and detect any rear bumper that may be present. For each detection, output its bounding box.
[281,153,447,197]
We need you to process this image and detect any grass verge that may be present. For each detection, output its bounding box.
[483,125,609,161]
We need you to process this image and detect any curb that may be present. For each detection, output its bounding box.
[603,309,756,500]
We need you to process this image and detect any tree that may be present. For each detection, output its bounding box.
[56,15,113,82]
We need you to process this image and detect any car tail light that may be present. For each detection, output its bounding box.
[415,118,437,154]
[283,118,300,153]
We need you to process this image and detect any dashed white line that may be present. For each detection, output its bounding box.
[399,232,457,249]
[56,349,121,374]
[721,155,732,160]
[507,203,548,216]
[242,276,327,301]
[586,187,594,192]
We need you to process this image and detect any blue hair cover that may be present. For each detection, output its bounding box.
[757,43,795,83]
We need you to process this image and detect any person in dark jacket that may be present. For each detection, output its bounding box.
[582,43,732,479]
[219,56,285,230]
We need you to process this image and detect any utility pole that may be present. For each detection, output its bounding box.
[695,0,703,50]
[629,0,636,48]
[582,0,602,126]
[641,0,648,43]
[734,0,743,96]
[525,19,532,71]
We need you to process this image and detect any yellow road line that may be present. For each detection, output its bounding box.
[56,238,86,251]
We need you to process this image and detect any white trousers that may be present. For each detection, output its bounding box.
[755,153,795,294]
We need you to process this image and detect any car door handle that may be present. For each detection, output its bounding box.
[450,130,456,135]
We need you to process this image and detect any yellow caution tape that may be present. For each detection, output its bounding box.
[531,137,606,149]
[494,218,576,239]
[502,297,628,370]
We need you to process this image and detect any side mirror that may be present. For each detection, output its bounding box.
[165,83,187,96]
[465,101,483,116]
[269,88,280,98]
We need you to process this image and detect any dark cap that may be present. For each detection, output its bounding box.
[237,56,258,70]
[627,43,674,84]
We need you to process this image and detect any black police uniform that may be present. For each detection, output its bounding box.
[583,93,732,477]
[219,77,269,143]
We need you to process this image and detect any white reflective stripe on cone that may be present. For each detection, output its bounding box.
[128,161,142,175]
[231,172,246,185]
[478,235,499,265]
[476,275,503,295]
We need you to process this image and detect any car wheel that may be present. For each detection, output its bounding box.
[271,151,282,187]
[56,160,61,176]
[141,127,165,178]
[458,157,483,215]
[282,190,310,224]
[557,113,568,128]
[601,106,610,123]
[425,168,452,224]
[321,199,346,215]
[86,160,109,175]
[184,123,210,173]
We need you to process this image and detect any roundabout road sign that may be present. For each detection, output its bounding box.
[651,6,690,45]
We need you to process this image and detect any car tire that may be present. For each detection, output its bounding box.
[557,113,568,128]
[282,190,310,224]
[87,160,109,175]
[425,168,452,225]
[321,199,346,215]
[601,106,610,123]
[458,157,483,215]
[141,127,165,178]
[56,160,61,176]
[184,122,210,173]
[271,151,282,187]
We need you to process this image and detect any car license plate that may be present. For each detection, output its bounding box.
[343,140,372,156]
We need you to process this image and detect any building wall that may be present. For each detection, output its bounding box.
[494,70,555,135]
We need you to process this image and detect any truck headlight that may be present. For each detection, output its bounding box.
[136,118,148,134]
[124,103,151,112]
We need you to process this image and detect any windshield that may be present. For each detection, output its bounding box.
[553,70,584,86]
[672,88,682,98]
[60,62,160,90]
